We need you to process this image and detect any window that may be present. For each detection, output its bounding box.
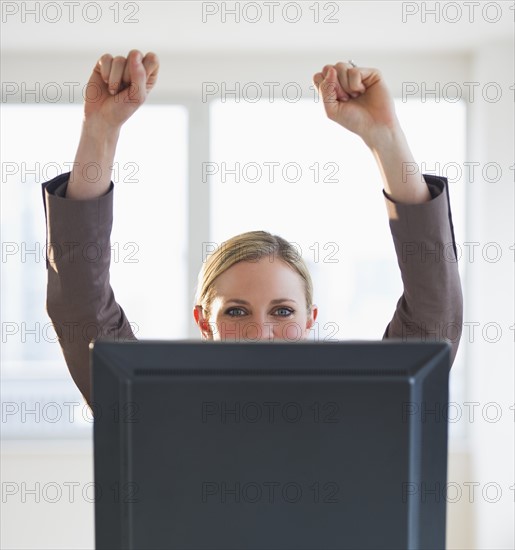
[1,104,188,437]
[210,98,466,336]
[1,98,466,442]
[210,97,466,443]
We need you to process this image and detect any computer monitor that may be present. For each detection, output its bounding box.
[91,340,451,550]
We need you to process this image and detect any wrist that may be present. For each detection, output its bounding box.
[364,120,405,153]
[81,117,121,144]
[76,119,120,168]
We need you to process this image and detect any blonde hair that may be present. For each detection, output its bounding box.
[194,230,314,319]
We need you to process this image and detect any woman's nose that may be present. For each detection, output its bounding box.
[241,320,304,342]
[241,320,277,341]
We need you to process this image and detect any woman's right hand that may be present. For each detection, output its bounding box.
[84,49,159,130]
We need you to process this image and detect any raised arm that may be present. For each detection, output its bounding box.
[68,49,159,199]
[43,50,159,406]
[312,62,463,366]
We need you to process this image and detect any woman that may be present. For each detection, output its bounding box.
[42,50,463,407]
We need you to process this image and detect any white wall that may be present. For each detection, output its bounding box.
[465,38,514,549]
[1,440,95,549]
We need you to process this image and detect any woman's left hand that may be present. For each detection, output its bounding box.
[312,62,400,148]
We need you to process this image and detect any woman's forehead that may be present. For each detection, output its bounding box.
[212,258,304,294]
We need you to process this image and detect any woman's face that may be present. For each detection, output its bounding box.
[193,256,318,342]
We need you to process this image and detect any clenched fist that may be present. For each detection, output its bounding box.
[312,62,399,149]
[83,49,159,130]
[66,50,159,199]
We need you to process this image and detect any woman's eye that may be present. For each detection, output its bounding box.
[225,308,246,317]
[275,308,294,317]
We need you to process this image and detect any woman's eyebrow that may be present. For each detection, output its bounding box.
[225,299,298,305]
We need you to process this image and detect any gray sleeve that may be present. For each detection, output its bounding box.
[381,174,463,368]
[42,172,137,407]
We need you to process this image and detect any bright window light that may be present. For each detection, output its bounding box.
[209,97,466,443]
[1,104,188,437]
